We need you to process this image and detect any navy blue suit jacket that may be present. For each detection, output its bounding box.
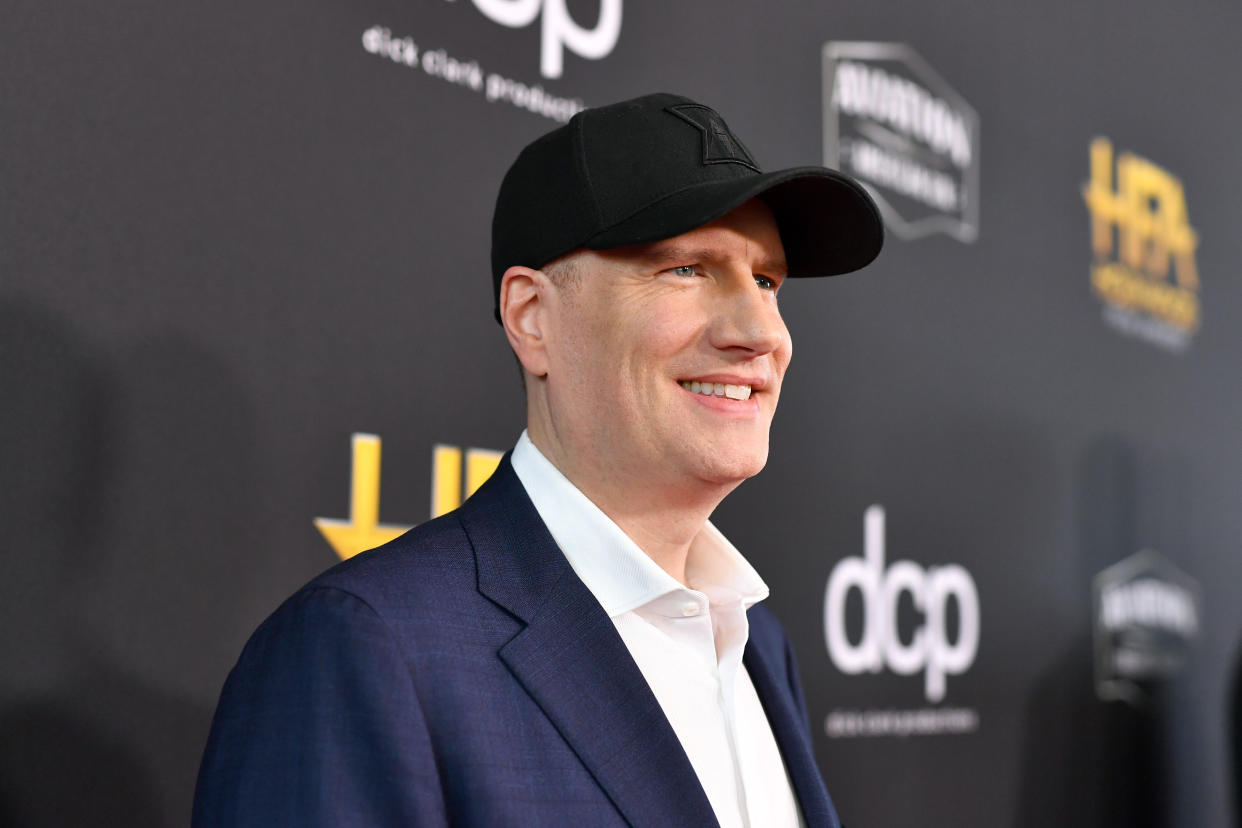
[194,457,841,827]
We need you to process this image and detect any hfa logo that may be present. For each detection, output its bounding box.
[823,42,980,242]
[314,434,502,560]
[469,0,622,79]
[1082,138,1201,352]
[824,506,980,703]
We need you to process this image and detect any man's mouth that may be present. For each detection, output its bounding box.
[678,380,753,401]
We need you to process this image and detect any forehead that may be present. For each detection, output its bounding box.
[592,199,788,274]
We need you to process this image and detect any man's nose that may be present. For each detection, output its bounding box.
[708,277,788,356]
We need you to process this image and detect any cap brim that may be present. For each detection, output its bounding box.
[584,166,884,277]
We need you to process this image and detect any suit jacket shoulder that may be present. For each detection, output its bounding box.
[194,457,840,827]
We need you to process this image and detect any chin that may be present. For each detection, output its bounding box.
[694,448,769,486]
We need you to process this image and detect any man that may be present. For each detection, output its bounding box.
[194,92,882,827]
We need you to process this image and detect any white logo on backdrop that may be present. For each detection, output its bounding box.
[470,0,623,78]
[823,42,980,242]
[362,24,587,123]
[824,505,980,704]
[1093,549,1200,706]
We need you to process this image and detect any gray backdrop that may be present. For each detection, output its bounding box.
[4,0,1241,825]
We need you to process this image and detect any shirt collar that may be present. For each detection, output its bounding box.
[510,430,769,618]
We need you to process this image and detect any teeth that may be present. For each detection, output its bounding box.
[679,381,752,401]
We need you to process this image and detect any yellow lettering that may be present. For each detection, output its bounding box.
[1085,138,1121,260]
[1091,263,1199,331]
[430,444,503,518]
[314,434,413,561]
[431,444,463,519]
[316,437,506,559]
[465,449,503,500]
[1083,137,1199,290]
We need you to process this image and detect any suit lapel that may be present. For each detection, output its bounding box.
[743,639,840,828]
[459,457,717,827]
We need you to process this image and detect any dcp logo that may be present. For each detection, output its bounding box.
[471,0,622,78]
[824,505,980,702]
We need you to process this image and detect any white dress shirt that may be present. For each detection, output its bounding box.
[511,431,804,828]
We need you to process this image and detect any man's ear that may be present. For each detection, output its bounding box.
[499,265,551,379]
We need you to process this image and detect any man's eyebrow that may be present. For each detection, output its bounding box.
[757,255,789,277]
[638,243,712,265]
[640,243,789,275]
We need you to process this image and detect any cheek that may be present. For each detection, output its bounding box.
[642,298,709,356]
[615,302,690,367]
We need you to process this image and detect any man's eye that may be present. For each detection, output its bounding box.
[755,274,777,291]
[669,265,696,277]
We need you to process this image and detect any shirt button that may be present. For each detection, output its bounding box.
[681,602,699,617]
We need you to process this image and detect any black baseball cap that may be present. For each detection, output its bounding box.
[491,92,884,320]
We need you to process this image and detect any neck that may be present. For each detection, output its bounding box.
[526,422,735,586]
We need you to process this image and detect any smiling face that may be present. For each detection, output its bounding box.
[533,199,793,498]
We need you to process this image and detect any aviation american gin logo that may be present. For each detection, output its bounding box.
[823,42,979,243]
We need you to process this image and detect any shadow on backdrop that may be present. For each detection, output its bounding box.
[1232,640,1241,828]
[1016,437,1182,828]
[0,297,260,825]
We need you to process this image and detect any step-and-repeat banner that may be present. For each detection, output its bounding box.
[5,0,1241,825]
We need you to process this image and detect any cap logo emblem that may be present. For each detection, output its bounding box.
[667,104,760,171]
